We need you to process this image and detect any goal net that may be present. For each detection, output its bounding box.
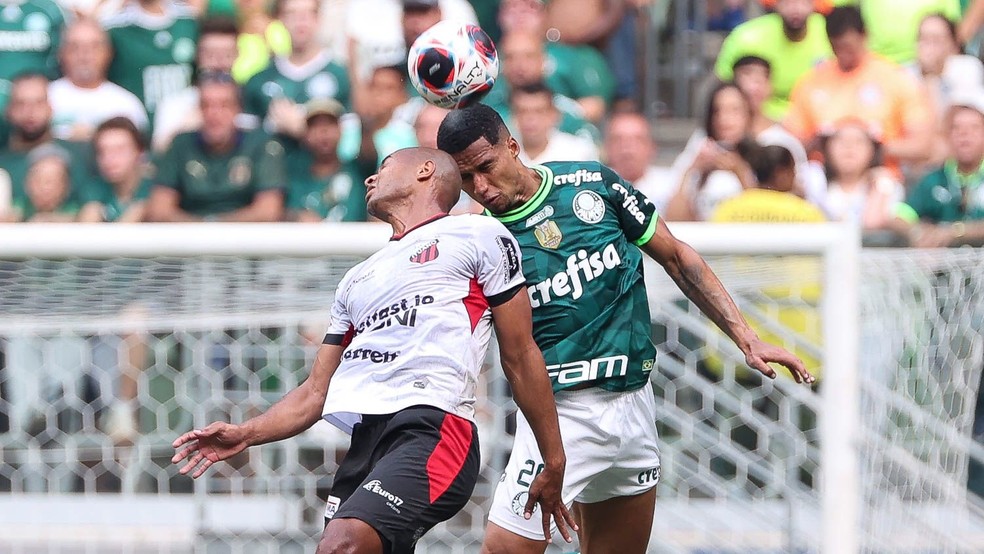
[0,223,982,553]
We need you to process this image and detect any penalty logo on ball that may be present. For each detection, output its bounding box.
[408,20,499,109]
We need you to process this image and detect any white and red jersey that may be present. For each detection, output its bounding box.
[322,214,525,433]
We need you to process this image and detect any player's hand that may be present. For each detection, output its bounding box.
[171,422,250,478]
[745,338,816,385]
[524,464,579,543]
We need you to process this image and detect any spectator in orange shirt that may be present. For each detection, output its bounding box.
[784,6,934,171]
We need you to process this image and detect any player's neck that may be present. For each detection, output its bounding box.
[387,205,447,238]
[311,156,340,177]
[137,0,166,15]
[522,137,548,160]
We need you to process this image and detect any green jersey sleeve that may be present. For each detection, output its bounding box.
[600,165,659,245]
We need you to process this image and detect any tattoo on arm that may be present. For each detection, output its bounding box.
[668,245,754,350]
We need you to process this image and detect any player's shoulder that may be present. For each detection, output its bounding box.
[542,160,618,189]
[441,213,510,237]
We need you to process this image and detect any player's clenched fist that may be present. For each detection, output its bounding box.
[171,422,250,478]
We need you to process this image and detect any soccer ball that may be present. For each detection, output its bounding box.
[407,21,499,110]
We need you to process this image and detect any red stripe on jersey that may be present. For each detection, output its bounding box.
[426,414,474,504]
[341,325,355,348]
[463,278,489,333]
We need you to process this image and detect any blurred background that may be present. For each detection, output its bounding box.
[2,0,984,552]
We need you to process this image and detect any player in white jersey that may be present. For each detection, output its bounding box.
[171,147,576,554]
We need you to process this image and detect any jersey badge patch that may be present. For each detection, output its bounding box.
[533,220,563,249]
[524,205,554,228]
[573,190,605,224]
[409,239,440,264]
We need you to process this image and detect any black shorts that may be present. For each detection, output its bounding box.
[324,405,480,553]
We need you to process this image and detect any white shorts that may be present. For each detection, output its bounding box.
[487,381,661,540]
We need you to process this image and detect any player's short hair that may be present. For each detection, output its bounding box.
[199,16,240,38]
[436,104,508,155]
[826,6,865,39]
[732,55,771,77]
[94,116,146,152]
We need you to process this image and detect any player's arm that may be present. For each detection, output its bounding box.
[639,218,815,385]
[146,186,203,222]
[491,288,577,542]
[172,342,343,478]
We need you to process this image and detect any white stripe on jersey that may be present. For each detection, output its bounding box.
[322,214,525,433]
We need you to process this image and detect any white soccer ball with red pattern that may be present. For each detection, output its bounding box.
[408,21,499,110]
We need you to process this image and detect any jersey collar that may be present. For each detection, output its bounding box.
[390,212,449,241]
[491,165,553,224]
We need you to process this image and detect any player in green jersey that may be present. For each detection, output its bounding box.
[104,0,199,125]
[437,104,815,554]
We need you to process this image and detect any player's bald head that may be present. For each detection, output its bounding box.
[386,147,462,212]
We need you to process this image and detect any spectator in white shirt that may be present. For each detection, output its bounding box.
[49,18,148,142]
[512,82,598,165]
[603,111,674,215]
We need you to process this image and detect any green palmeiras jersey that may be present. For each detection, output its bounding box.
[104,3,198,120]
[0,0,65,111]
[492,161,660,393]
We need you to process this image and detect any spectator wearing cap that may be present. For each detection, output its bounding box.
[103,0,199,126]
[900,90,984,247]
[784,6,934,172]
[511,82,598,165]
[242,0,350,139]
[714,0,832,120]
[79,117,152,223]
[4,143,78,222]
[286,99,369,222]
[49,18,148,142]
[0,73,97,214]
[603,111,675,215]
[146,74,285,222]
[820,119,905,231]
[152,18,250,152]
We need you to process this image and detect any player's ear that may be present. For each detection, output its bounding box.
[417,159,436,181]
[507,136,520,159]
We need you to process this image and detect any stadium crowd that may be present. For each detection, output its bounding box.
[0,0,983,249]
[2,0,984,498]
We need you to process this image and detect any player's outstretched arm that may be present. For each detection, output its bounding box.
[491,290,579,543]
[640,219,816,385]
[171,343,344,478]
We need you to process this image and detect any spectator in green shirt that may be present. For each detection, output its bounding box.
[286,98,369,222]
[79,117,152,223]
[901,90,984,246]
[714,0,832,120]
[10,143,78,222]
[147,72,286,222]
[0,72,96,212]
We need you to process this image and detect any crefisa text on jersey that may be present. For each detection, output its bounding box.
[528,243,621,307]
[553,169,603,187]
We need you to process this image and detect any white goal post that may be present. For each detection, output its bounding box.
[0,222,862,553]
